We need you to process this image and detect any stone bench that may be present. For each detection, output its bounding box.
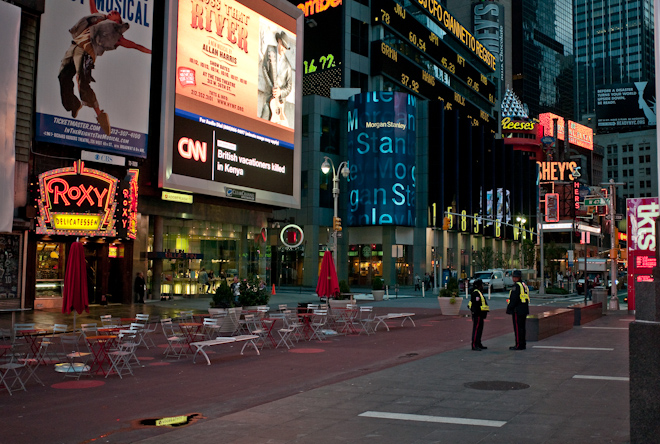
[568,301,603,326]
[374,313,416,331]
[526,308,574,342]
[190,335,260,365]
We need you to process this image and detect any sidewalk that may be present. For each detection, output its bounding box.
[1,294,632,444]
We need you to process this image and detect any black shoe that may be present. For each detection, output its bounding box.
[472,347,482,351]
[510,346,523,350]
[478,345,488,349]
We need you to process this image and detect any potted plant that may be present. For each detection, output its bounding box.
[330,280,355,308]
[211,279,235,308]
[438,277,463,315]
[237,275,270,308]
[372,276,385,301]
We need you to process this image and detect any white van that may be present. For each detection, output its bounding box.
[504,269,536,288]
[469,269,506,291]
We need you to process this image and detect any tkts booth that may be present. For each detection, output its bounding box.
[30,161,138,309]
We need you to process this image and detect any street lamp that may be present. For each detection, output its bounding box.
[321,156,350,269]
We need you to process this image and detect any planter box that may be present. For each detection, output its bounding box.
[438,297,463,315]
[329,299,356,308]
[372,290,385,301]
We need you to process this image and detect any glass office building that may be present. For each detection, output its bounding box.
[511,0,575,120]
[574,0,655,120]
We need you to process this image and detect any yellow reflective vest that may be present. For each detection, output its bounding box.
[510,282,530,303]
[468,290,490,311]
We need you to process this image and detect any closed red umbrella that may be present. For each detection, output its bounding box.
[316,250,339,300]
[62,242,89,328]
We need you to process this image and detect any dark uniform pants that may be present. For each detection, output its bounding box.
[512,312,526,349]
[472,314,485,348]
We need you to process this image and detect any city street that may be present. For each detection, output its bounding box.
[0,289,632,443]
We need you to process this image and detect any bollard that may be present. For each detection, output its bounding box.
[488,284,491,299]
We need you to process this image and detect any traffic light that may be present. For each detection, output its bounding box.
[609,248,618,259]
[332,217,342,232]
[443,217,450,230]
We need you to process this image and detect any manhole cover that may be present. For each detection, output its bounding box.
[464,381,530,391]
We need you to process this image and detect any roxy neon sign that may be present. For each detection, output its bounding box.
[37,160,119,237]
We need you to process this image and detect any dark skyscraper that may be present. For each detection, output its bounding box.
[574,0,655,120]
[512,0,575,119]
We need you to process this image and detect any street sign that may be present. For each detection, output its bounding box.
[615,214,623,221]
[584,197,610,206]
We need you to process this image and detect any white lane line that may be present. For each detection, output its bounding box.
[532,346,614,351]
[582,327,628,330]
[358,411,506,428]
[573,375,629,381]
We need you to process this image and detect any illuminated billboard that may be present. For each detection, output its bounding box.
[35,0,153,158]
[37,161,119,237]
[627,197,659,310]
[160,0,303,208]
[538,113,593,151]
[597,82,657,133]
[347,92,416,227]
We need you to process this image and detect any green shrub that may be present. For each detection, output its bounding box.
[237,275,270,306]
[372,276,384,291]
[339,279,350,294]
[212,280,235,308]
[546,286,569,295]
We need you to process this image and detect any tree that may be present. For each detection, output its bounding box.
[521,239,536,269]
[474,246,494,270]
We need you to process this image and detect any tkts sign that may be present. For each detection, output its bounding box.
[37,160,119,236]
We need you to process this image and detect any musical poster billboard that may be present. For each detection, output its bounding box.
[35,0,153,158]
[596,82,657,133]
[160,0,303,208]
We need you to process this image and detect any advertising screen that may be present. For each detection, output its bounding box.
[347,92,416,227]
[596,82,657,133]
[538,113,593,151]
[35,0,153,158]
[160,0,303,208]
[627,197,659,310]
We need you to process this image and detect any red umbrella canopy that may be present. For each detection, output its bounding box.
[62,242,89,315]
[316,250,339,298]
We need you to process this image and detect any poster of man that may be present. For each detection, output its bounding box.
[35,0,153,158]
[257,21,296,129]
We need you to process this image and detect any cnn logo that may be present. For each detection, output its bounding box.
[178,137,207,162]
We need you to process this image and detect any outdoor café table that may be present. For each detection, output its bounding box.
[16,329,48,356]
[98,327,124,335]
[121,318,137,324]
[260,318,280,347]
[85,335,117,376]
[332,308,358,334]
[178,323,203,352]
[297,313,314,339]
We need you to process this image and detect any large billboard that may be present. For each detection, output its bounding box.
[596,82,657,133]
[347,92,417,227]
[627,197,659,311]
[160,0,303,208]
[538,113,593,151]
[35,0,153,158]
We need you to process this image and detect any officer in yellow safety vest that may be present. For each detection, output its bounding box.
[469,279,489,350]
[506,269,530,350]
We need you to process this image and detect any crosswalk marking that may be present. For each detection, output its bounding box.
[582,326,628,330]
[573,375,629,381]
[533,345,614,351]
[358,411,506,428]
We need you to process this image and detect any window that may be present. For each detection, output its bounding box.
[646,155,651,162]
[640,181,645,188]
[630,169,634,176]
[640,155,645,163]
[623,158,628,165]
[647,180,652,188]
[647,168,651,175]
[630,156,634,163]
[623,170,628,177]
[320,116,339,154]
[351,19,369,56]
[350,70,368,91]
[607,159,612,166]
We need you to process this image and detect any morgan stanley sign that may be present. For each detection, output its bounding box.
[347,92,416,227]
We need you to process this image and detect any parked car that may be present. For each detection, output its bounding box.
[468,269,506,291]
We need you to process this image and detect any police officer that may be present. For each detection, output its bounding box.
[507,269,529,350]
[469,279,489,350]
